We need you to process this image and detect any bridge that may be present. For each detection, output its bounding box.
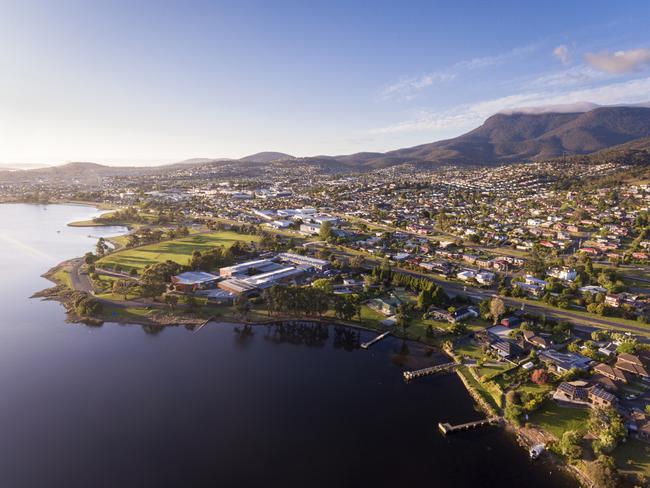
[438,417,501,435]
[360,330,392,349]
[402,362,459,381]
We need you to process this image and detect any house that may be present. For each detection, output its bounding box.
[476,270,496,285]
[524,275,548,287]
[522,330,549,349]
[500,316,521,327]
[556,382,589,402]
[593,363,628,383]
[580,285,607,295]
[457,270,476,281]
[420,261,453,275]
[548,267,577,282]
[490,340,524,360]
[605,294,623,308]
[453,306,479,322]
[588,387,617,408]
[539,350,592,373]
[615,353,650,378]
[514,282,544,298]
[367,298,397,316]
[171,271,221,293]
[598,342,618,357]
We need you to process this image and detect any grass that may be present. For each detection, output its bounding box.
[613,438,650,479]
[358,304,386,326]
[52,268,72,289]
[97,231,262,272]
[517,381,553,396]
[457,365,501,412]
[528,400,590,439]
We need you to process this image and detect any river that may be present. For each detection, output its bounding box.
[0,203,576,488]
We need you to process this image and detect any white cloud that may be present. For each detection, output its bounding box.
[370,76,650,134]
[380,72,455,101]
[525,65,605,89]
[379,43,539,101]
[553,44,571,65]
[585,48,650,73]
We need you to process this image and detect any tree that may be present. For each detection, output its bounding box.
[558,430,583,461]
[312,278,334,295]
[96,237,109,257]
[112,279,133,300]
[163,293,178,310]
[589,407,626,454]
[234,295,252,321]
[319,221,334,242]
[350,255,365,271]
[530,369,548,385]
[489,297,506,325]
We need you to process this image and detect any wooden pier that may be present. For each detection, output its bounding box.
[402,362,459,381]
[193,316,215,334]
[360,331,392,349]
[438,417,501,435]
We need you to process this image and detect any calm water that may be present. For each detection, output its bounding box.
[0,203,576,488]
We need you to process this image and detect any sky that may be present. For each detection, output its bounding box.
[2,0,650,166]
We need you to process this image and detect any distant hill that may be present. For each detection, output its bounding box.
[321,106,650,168]
[238,152,295,163]
[10,105,650,177]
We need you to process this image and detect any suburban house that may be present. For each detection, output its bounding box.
[522,330,549,349]
[588,387,617,408]
[593,363,629,383]
[556,382,589,402]
[547,267,578,282]
[367,298,397,316]
[540,350,593,373]
[490,340,524,360]
[615,353,649,378]
[500,316,521,327]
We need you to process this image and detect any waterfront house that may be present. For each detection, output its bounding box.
[490,340,523,360]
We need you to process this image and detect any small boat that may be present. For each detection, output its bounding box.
[529,444,545,459]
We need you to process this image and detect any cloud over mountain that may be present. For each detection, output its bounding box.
[585,48,650,73]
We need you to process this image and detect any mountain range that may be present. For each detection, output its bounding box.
[309,106,650,169]
[7,105,650,174]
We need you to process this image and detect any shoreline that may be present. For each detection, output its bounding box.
[36,256,587,487]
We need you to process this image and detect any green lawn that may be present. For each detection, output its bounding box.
[358,304,386,326]
[97,231,262,272]
[52,268,72,288]
[517,381,553,396]
[613,438,650,479]
[528,400,590,438]
[457,365,501,412]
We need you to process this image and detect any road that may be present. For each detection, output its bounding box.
[69,258,94,293]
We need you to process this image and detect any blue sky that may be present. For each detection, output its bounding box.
[2,0,650,165]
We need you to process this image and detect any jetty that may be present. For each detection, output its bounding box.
[360,330,392,349]
[193,316,215,334]
[438,417,501,435]
[402,362,459,381]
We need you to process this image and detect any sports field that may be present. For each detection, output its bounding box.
[97,231,261,271]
